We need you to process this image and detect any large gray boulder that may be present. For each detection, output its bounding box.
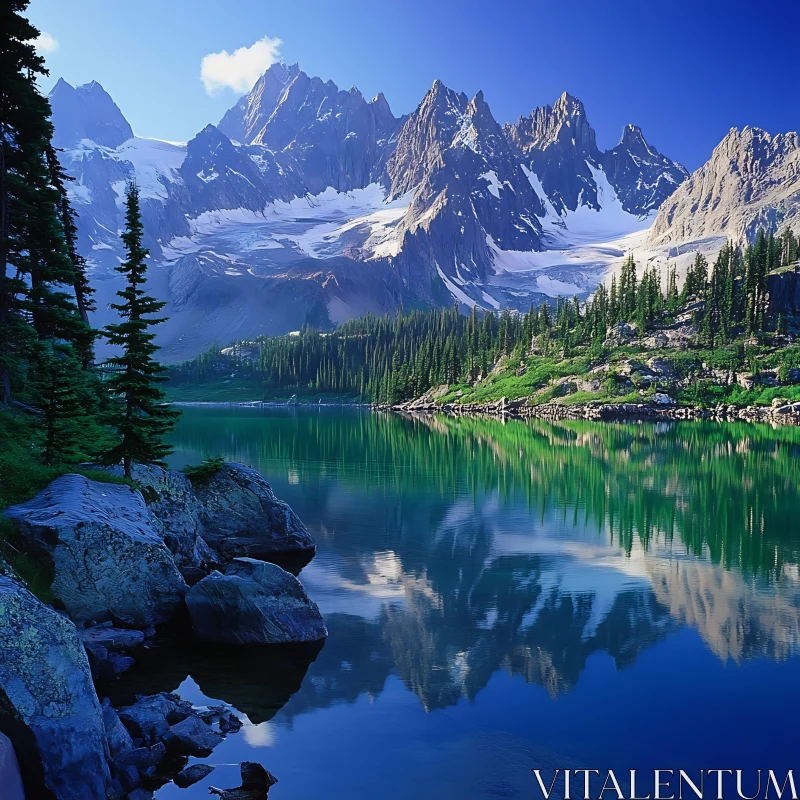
[0,576,112,800]
[186,558,327,645]
[193,463,315,560]
[4,475,187,627]
[104,463,216,567]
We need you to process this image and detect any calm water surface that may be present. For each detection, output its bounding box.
[146,408,800,799]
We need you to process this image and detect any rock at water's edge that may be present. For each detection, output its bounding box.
[0,576,112,800]
[193,463,315,560]
[4,474,187,627]
[175,762,216,788]
[186,557,327,645]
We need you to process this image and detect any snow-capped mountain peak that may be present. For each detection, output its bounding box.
[49,78,133,149]
[49,67,696,360]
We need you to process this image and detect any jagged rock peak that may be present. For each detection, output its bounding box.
[603,123,689,215]
[508,91,598,158]
[48,77,133,149]
[649,124,800,245]
[552,90,587,118]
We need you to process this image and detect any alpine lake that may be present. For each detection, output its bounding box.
[120,407,800,799]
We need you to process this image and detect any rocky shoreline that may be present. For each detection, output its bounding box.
[0,462,324,800]
[383,397,800,426]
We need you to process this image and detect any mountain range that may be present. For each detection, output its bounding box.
[49,64,797,360]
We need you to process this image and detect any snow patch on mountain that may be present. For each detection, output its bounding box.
[65,137,185,205]
[162,183,412,265]
[485,161,656,299]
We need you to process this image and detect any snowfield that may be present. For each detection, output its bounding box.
[161,183,412,269]
[64,131,710,316]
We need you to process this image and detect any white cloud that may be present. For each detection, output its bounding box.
[34,32,59,53]
[200,36,282,95]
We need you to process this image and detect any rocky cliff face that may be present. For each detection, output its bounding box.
[649,126,800,245]
[218,62,402,193]
[603,124,689,214]
[385,82,544,301]
[49,78,133,149]
[768,266,800,317]
[505,92,602,214]
[506,93,687,217]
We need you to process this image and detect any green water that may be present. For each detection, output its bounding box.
[153,408,800,799]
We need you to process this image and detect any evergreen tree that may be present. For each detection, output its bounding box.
[102,183,179,477]
[1,1,92,403]
[31,342,86,464]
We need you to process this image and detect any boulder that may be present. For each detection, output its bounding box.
[117,693,192,745]
[81,625,145,680]
[81,624,146,652]
[163,715,224,756]
[101,698,133,758]
[647,358,678,379]
[604,321,637,345]
[210,761,278,799]
[186,558,327,645]
[192,463,315,560]
[115,742,166,769]
[175,763,216,788]
[4,474,187,627]
[103,463,215,567]
[0,576,112,800]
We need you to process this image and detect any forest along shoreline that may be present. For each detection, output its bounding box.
[168,240,800,422]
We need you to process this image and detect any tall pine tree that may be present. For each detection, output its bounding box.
[1,1,93,405]
[102,183,179,477]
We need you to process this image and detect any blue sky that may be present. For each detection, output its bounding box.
[28,0,799,170]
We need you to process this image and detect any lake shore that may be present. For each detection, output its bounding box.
[382,398,800,425]
[170,397,800,425]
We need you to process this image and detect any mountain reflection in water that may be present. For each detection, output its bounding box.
[150,409,800,798]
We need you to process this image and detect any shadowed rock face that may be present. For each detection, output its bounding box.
[649,126,800,245]
[48,78,133,149]
[187,558,328,645]
[506,92,602,215]
[4,475,187,627]
[0,577,112,800]
[506,93,687,216]
[384,81,544,300]
[218,63,402,194]
[602,125,689,214]
[192,463,316,560]
[0,732,25,800]
[768,267,800,317]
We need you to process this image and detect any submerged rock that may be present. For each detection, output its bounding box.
[210,761,278,799]
[193,463,315,560]
[186,558,327,645]
[0,576,112,800]
[4,474,187,627]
